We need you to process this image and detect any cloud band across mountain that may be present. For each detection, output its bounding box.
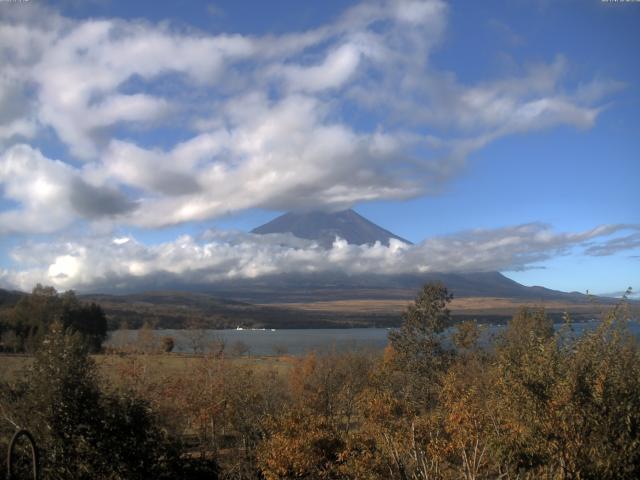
[1,223,637,293]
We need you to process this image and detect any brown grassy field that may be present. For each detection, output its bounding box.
[0,353,294,384]
[260,296,611,316]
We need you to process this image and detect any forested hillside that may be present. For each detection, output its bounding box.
[0,285,107,353]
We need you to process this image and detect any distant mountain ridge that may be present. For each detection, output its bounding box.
[191,270,596,304]
[251,209,412,247]
[246,209,597,304]
[0,288,23,308]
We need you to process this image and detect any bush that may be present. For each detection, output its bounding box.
[0,322,183,479]
[162,336,175,353]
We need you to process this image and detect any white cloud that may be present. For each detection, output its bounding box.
[0,144,135,234]
[6,10,255,159]
[274,43,363,92]
[1,223,637,293]
[0,119,37,144]
[48,254,82,280]
[0,0,623,235]
[0,144,79,233]
[93,94,424,228]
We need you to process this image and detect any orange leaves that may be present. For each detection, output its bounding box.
[257,413,346,480]
[382,343,396,364]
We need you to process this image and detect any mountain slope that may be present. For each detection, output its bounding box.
[248,210,592,303]
[196,271,594,303]
[251,209,412,247]
[0,288,24,309]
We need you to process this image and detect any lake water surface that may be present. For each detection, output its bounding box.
[107,320,640,356]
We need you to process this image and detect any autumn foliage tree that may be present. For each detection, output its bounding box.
[491,307,640,478]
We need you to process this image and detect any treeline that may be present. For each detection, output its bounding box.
[1,283,639,479]
[0,284,107,353]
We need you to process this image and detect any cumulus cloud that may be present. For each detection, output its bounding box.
[87,94,424,228]
[1,223,638,293]
[29,16,254,159]
[0,144,135,234]
[0,0,621,234]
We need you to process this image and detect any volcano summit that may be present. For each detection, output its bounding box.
[251,209,412,248]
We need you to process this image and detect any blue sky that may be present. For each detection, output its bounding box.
[0,0,638,296]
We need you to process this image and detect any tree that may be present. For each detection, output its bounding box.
[2,285,107,353]
[135,321,159,353]
[6,284,60,351]
[258,351,373,479]
[230,340,250,357]
[59,291,108,353]
[1,322,180,479]
[388,282,453,410]
[439,351,495,479]
[491,306,640,478]
[499,306,554,353]
[452,319,481,351]
[184,320,208,355]
[162,336,175,353]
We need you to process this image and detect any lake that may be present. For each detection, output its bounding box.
[106,320,640,356]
